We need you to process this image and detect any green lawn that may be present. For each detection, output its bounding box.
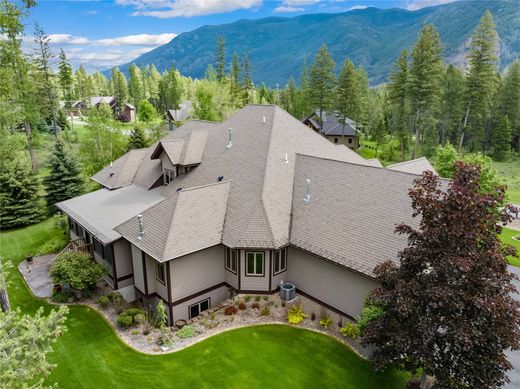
[501,227,520,267]
[1,219,408,389]
[492,159,520,204]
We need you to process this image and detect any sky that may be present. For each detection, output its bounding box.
[24,0,459,71]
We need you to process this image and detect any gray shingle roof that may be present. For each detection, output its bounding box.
[290,154,420,277]
[115,181,230,262]
[56,185,165,244]
[387,157,437,175]
[91,149,148,189]
[304,111,358,136]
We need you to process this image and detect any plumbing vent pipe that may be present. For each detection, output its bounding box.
[283,152,289,164]
[137,214,144,240]
[262,116,266,124]
[304,179,311,203]
[226,128,233,149]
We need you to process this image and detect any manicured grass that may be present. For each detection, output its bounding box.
[1,219,408,389]
[492,159,520,204]
[501,227,520,267]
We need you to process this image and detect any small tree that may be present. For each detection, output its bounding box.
[44,139,84,212]
[0,160,45,229]
[137,100,157,122]
[56,109,70,132]
[127,127,147,151]
[363,162,519,389]
[434,142,458,178]
[50,252,107,290]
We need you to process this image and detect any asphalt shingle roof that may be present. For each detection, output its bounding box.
[387,157,437,175]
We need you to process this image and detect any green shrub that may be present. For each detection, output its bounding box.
[37,235,68,255]
[244,295,252,302]
[131,330,139,336]
[125,308,145,318]
[319,315,333,329]
[98,296,109,307]
[261,306,270,316]
[358,304,384,333]
[50,252,107,290]
[51,290,73,303]
[176,325,195,339]
[287,304,307,325]
[158,327,173,347]
[340,322,360,339]
[116,314,133,328]
[255,295,262,302]
[105,291,123,302]
[134,313,146,324]
[262,296,268,301]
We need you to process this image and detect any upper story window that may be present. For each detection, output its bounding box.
[273,248,287,275]
[156,262,166,284]
[163,169,175,185]
[246,251,264,277]
[225,247,237,274]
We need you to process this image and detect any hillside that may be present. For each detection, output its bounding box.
[114,0,519,85]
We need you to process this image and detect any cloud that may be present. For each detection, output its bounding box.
[282,0,319,5]
[117,0,262,18]
[96,33,177,46]
[406,0,457,11]
[348,5,367,11]
[48,34,90,45]
[274,6,304,13]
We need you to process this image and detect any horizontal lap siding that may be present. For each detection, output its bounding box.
[172,285,229,321]
[170,245,225,301]
[240,250,269,291]
[287,247,379,318]
[131,244,145,291]
[114,239,133,278]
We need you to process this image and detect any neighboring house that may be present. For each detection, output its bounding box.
[57,105,436,325]
[120,103,136,123]
[303,111,359,149]
[60,100,87,117]
[165,101,192,130]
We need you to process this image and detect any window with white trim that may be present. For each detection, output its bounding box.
[156,262,166,284]
[163,169,175,185]
[246,252,264,276]
[225,247,237,274]
[273,248,287,275]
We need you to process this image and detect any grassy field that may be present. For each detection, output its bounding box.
[492,159,520,204]
[0,219,408,389]
[502,227,520,267]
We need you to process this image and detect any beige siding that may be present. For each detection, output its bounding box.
[240,250,269,291]
[170,245,225,301]
[131,244,144,292]
[287,247,378,318]
[144,254,156,295]
[171,285,229,321]
[114,239,133,277]
[224,250,238,288]
[160,152,176,172]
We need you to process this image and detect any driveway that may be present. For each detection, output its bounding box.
[505,265,520,388]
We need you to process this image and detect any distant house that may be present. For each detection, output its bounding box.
[303,111,359,149]
[165,101,192,130]
[60,101,87,117]
[120,103,136,123]
[90,96,117,110]
[91,96,135,123]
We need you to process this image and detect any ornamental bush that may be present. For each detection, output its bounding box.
[319,315,333,329]
[116,314,133,328]
[125,308,145,318]
[287,304,307,325]
[340,322,360,339]
[224,305,237,315]
[176,325,195,339]
[50,252,107,290]
[97,296,109,307]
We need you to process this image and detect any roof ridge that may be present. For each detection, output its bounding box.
[178,179,231,193]
[387,157,428,167]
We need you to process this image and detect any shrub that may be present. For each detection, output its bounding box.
[134,313,146,324]
[50,252,107,290]
[51,291,73,303]
[176,325,195,339]
[287,304,307,325]
[105,291,123,302]
[255,295,262,302]
[320,315,333,329]
[238,302,247,310]
[244,295,252,302]
[113,296,126,314]
[340,322,360,339]
[37,235,67,255]
[224,305,237,315]
[158,327,173,347]
[116,314,133,328]
[261,306,270,316]
[97,296,109,307]
[131,330,139,336]
[251,302,260,309]
[358,304,384,334]
[262,296,268,301]
[126,308,145,318]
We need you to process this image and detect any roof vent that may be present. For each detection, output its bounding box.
[283,152,289,164]
[137,214,144,240]
[176,187,182,192]
[110,161,113,168]
[217,176,224,182]
[226,128,233,149]
[262,116,266,124]
[304,179,311,203]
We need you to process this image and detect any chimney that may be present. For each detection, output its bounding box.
[226,128,233,149]
[304,179,311,203]
[137,214,144,240]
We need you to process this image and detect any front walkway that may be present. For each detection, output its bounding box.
[18,254,57,298]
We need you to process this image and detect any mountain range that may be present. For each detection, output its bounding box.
[114,0,519,86]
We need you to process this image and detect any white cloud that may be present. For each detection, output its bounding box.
[96,33,176,46]
[406,0,457,11]
[348,5,367,11]
[48,34,90,45]
[274,6,304,13]
[117,0,262,18]
[282,0,319,5]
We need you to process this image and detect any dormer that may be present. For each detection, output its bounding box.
[150,130,208,185]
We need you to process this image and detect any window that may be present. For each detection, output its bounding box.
[93,238,104,258]
[273,248,287,275]
[334,138,338,143]
[189,298,210,319]
[163,169,175,185]
[225,247,237,274]
[246,252,264,276]
[348,138,353,144]
[156,262,166,284]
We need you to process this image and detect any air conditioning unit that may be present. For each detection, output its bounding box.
[280,281,296,301]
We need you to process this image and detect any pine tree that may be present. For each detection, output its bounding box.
[294,62,312,120]
[335,60,360,138]
[463,10,499,152]
[440,65,465,145]
[0,160,45,229]
[111,67,128,110]
[44,139,84,212]
[148,64,161,107]
[309,44,336,131]
[58,49,74,107]
[408,24,444,159]
[497,61,520,151]
[372,115,387,157]
[158,65,182,114]
[129,64,143,107]
[230,53,241,106]
[387,49,409,161]
[356,65,369,130]
[127,127,147,151]
[493,116,512,161]
[75,65,94,103]
[281,77,297,116]
[215,35,226,83]
[56,109,70,132]
[241,53,253,105]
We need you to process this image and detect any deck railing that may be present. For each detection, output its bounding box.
[55,238,93,261]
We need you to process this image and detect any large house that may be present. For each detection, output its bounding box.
[303,111,360,149]
[57,105,435,325]
[61,96,135,122]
